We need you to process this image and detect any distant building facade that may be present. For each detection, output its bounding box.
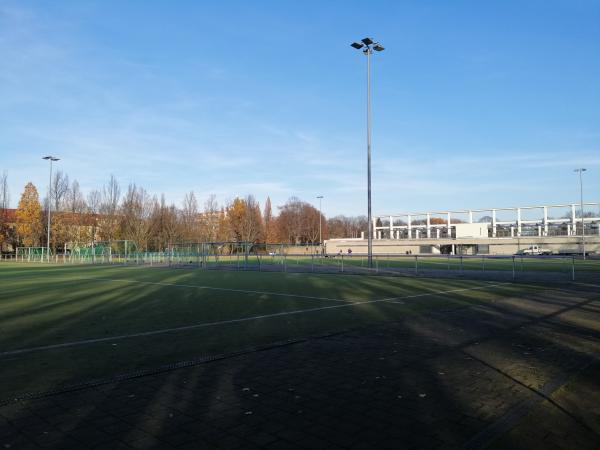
[326,202,600,256]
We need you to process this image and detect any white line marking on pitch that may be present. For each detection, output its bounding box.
[76,277,349,303]
[0,283,504,358]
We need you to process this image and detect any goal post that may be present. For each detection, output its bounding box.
[68,240,138,264]
[16,247,49,262]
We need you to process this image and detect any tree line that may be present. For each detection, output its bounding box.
[0,172,367,252]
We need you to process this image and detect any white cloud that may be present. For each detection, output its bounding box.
[0,2,598,217]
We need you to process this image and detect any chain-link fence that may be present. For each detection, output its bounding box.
[6,241,600,283]
[177,251,597,283]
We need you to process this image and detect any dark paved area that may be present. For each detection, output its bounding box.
[2,284,600,449]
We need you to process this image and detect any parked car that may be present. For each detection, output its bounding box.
[515,245,553,255]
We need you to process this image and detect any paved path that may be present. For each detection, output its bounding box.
[2,284,600,449]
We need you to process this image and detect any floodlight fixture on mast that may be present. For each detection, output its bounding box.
[42,155,60,262]
[350,37,384,268]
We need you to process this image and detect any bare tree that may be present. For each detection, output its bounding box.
[119,184,153,251]
[87,190,101,214]
[181,191,199,241]
[87,189,101,243]
[2,167,379,250]
[201,194,220,241]
[51,171,69,212]
[99,175,121,242]
[66,180,86,213]
[276,197,303,244]
[0,171,9,210]
[274,197,324,244]
[150,195,180,251]
[263,196,275,243]
[303,204,321,244]
[243,195,263,243]
[228,195,263,243]
[327,215,367,239]
[0,171,11,250]
[59,180,88,249]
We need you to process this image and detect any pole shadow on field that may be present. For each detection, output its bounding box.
[1,272,600,448]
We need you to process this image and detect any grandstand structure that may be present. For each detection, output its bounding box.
[326,202,600,256]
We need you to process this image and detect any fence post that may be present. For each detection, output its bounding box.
[447,254,450,271]
[341,254,344,273]
[512,256,516,280]
[460,255,463,275]
[311,253,314,272]
[520,256,524,272]
[415,255,418,274]
[482,255,485,272]
[572,255,575,281]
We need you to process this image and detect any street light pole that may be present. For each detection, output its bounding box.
[43,156,60,262]
[574,168,587,260]
[351,38,384,268]
[317,195,323,252]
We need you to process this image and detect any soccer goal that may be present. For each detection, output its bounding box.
[16,247,50,262]
[94,240,138,264]
[169,241,259,269]
[67,240,139,264]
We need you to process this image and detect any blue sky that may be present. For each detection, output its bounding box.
[0,0,599,216]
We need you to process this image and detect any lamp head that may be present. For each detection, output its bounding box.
[351,42,364,49]
[361,37,374,45]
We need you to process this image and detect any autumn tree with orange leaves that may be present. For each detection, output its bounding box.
[227,195,263,243]
[15,182,43,247]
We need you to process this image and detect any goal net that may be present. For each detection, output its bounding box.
[16,247,50,262]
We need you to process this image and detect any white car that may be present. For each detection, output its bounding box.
[515,245,552,256]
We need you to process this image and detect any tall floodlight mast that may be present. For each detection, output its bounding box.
[351,37,384,268]
[43,156,60,262]
[317,195,324,251]
[574,168,587,260]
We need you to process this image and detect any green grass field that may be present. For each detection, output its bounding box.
[0,262,566,400]
[167,253,600,275]
[277,254,600,273]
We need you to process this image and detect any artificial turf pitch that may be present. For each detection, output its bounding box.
[0,263,551,400]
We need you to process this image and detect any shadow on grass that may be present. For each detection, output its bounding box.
[1,267,600,448]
